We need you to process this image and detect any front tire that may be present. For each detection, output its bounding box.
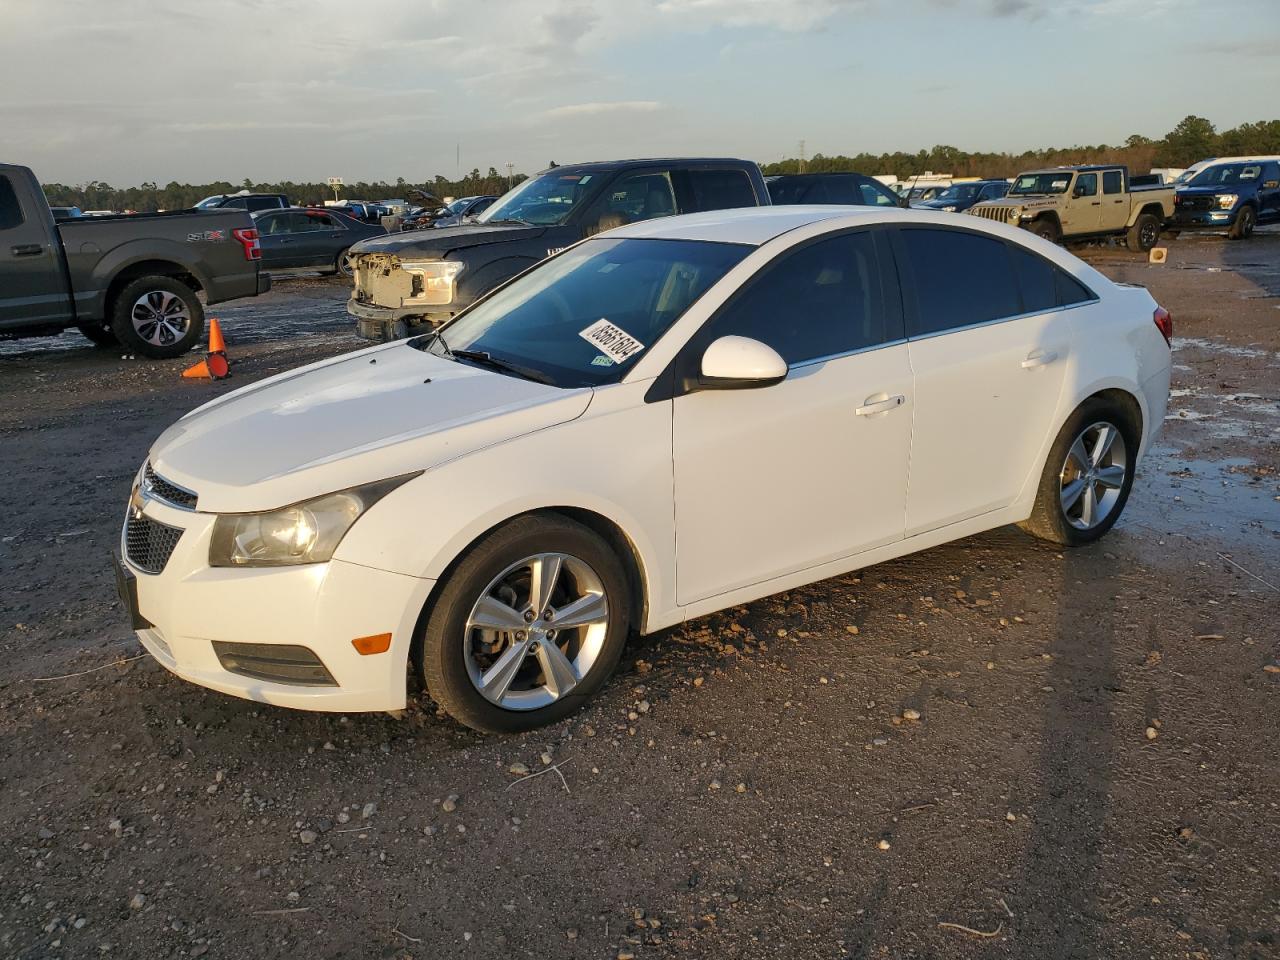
[1127,213,1161,252]
[1019,398,1139,547]
[110,276,205,359]
[419,515,632,733]
[1028,217,1061,244]
[1227,205,1256,240]
[335,248,354,278]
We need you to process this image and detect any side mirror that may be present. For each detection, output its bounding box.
[899,196,910,209]
[1264,180,1279,190]
[695,336,787,391]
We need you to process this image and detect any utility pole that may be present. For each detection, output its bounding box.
[506,162,514,192]
[798,140,807,174]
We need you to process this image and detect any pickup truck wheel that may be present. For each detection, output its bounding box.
[1127,213,1161,252]
[111,277,205,359]
[1227,206,1256,240]
[76,322,119,349]
[1028,218,1061,244]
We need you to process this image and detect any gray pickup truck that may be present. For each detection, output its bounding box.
[1,163,270,357]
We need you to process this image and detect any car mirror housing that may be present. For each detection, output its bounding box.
[696,336,787,391]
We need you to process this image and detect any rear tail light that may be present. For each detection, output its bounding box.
[232,227,261,261]
[1153,306,1173,346]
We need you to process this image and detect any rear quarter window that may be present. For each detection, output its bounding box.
[0,176,25,230]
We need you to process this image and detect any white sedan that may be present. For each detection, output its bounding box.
[117,206,1172,732]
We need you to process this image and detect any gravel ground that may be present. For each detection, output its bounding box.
[0,236,1277,960]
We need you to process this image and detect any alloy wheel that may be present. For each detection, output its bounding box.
[1059,420,1128,531]
[130,290,191,346]
[463,552,610,710]
[1140,220,1159,248]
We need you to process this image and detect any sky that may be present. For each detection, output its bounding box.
[2,0,1276,186]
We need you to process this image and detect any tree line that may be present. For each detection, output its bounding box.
[41,168,527,214]
[41,116,1279,212]
[762,116,1280,179]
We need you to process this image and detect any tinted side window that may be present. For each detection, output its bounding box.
[0,176,24,230]
[221,197,248,209]
[1074,173,1098,197]
[1009,245,1057,313]
[701,232,888,365]
[898,228,1019,336]
[245,197,280,212]
[684,169,757,212]
[585,171,676,235]
[1102,170,1123,195]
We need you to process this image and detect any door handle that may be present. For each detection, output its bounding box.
[1090,201,1101,206]
[855,394,905,416]
[1021,350,1058,369]
[11,244,42,256]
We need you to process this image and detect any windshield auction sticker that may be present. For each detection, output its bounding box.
[579,319,645,363]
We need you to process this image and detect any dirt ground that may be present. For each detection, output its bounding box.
[0,233,1277,960]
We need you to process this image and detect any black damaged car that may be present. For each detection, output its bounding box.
[346,158,770,341]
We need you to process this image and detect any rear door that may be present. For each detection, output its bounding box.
[1097,169,1129,232]
[0,170,74,330]
[891,226,1077,535]
[292,209,349,267]
[1061,172,1101,234]
[1258,162,1280,222]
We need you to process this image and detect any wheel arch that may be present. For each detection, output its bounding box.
[407,505,653,681]
[104,260,205,319]
[1133,202,1167,225]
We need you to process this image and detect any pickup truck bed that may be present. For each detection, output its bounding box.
[1,163,270,357]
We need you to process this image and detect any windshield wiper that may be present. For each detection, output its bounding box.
[450,349,557,386]
[485,217,532,226]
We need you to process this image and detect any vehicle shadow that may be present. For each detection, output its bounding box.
[1009,542,1120,956]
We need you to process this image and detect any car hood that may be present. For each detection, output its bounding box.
[914,198,961,209]
[350,222,549,259]
[978,195,1057,211]
[149,343,591,513]
[1176,185,1240,198]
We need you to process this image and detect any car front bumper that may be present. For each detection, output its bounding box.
[1171,209,1236,228]
[346,298,452,342]
[117,495,433,712]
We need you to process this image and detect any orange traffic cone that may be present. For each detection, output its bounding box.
[181,318,231,380]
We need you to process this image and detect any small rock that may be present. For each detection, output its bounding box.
[566,928,579,940]
[708,780,721,791]
[286,891,300,903]
[540,751,554,765]
[107,818,123,837]
[442,795,459,813]
[693,676,704,687]
[735,782,747,794]
[298,830,318,845]
[509,762,531,776]
[336,811,350,824]
[1005,811,1017,822]
[872,736,889,747]
[128,893,146,911]
[845,625,860,635]
[876,839,891,851]
[1145,726,1159,740]
[38,826,54,840]
[1263,664,1280,674]
[361,802,377,819]
[902,708,921,722]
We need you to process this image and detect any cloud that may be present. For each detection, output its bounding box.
[543,101,663,119]
[656,0,865,31]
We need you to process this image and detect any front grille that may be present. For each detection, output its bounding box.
[125,513,184,575]
[968,204,1017,224]
[1176,195,1213,212]
[144,462,198,510]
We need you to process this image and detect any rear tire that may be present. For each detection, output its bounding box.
[1227,205,1256,240]
[76,322,119,349]
[419,514,633,733]
[1126,213,1161,252]
[1028,217,1061,244]
[1018,397,1139,547]
[110,276,205,359]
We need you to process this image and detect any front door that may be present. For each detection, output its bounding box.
[672,230,913,605]
[1060,172,1101,235]
[1097,169,1130,232]
[0,171,73,331]
[892,226,1072,535]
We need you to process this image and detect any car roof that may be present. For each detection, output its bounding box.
[606,205,1011,245]
[768,172,872,180]
[537,158,755,176]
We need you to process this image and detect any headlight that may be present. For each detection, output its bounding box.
[1215,194,1238,209]
[941,205,957,212]
[209,474,419,567]
[399,260,464,306]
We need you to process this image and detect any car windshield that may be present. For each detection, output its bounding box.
[194,196,224,209]
[1009,173,1072,196]
[933,184,981,202]
[416,237,749,388]
[445,198,471,214]
[477,170,599,226]
[1188,163,1262,186]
